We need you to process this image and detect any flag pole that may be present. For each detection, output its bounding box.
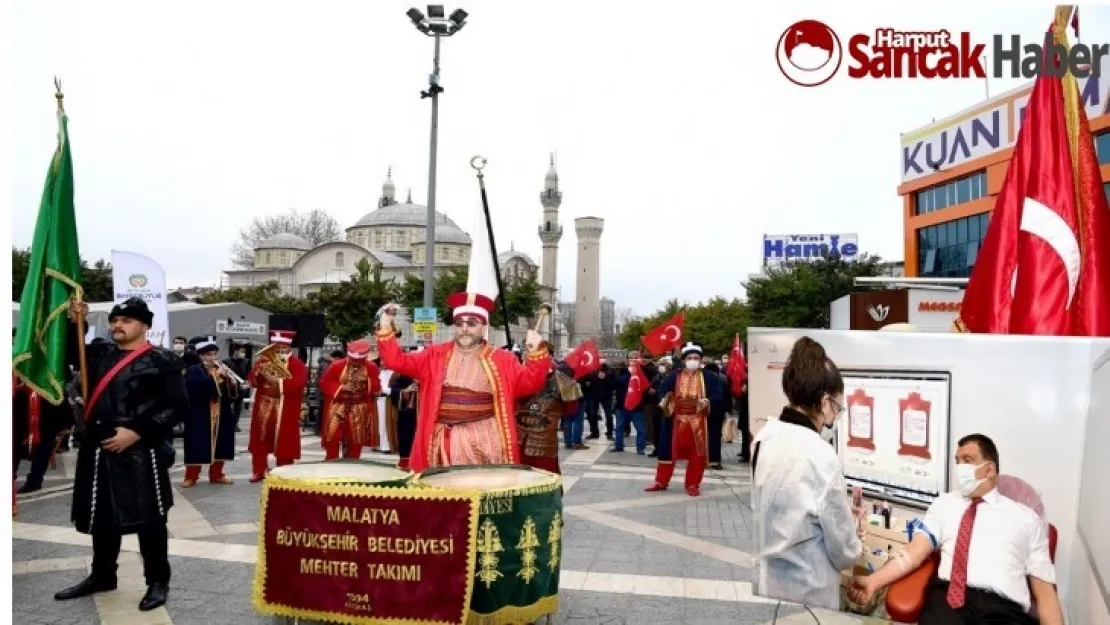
[55,78,89,404]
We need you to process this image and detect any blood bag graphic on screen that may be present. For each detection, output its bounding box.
[897,391,932,463]
[846,388,876,452]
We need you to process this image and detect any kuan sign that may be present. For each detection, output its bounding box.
[253,481,479,625]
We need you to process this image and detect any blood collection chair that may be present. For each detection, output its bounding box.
[884,475,1058,623]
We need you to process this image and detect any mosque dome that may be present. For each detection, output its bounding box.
[411,223,473,245]
[347,203,464,230]
[255,232,311,251]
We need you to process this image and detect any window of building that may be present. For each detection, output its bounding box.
[1095,132,1110,164]
[335,251,345,269]
[916,211,991,278]
[914,170,987,215]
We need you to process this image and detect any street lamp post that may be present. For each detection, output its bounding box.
[407,5,468,309]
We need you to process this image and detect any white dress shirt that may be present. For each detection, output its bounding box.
[920,487,1055,611]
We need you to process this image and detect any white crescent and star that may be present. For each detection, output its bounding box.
[581,351,595,367]
[660,325,681,342]
[1012,196,1082,309]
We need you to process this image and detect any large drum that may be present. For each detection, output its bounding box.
[260,461,412,625]
[266,459,411,487]
[414,464,562,625]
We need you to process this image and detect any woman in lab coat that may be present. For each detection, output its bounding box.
[751,336,862,610]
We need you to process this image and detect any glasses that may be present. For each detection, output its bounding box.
[828,397,845,416]
[454,318,482,328]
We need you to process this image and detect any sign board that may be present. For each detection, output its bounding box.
[762,233,859,267]
[413,307,438,335]
[216,320,267,336]
[900,54,1110,183]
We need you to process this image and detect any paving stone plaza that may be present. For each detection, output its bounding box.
[13,422,880,625]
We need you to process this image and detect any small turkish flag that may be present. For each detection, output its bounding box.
[565,340,602,380]
[641,311,685,356]
[726,334,747,397]
[623,363,650,411]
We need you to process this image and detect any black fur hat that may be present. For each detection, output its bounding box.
[109,297,154,326]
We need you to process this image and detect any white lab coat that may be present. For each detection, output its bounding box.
[751,416,861,610]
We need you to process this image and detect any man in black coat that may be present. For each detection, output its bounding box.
[56,297,189,612]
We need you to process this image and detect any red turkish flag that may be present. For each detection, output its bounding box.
[726,334,747,397]
[565,340,601,380]
[958,12,1110,336]
[623,363,650,411]
[640,311,686,356]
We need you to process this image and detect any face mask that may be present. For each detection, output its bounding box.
[235,352,245,359]
[173,344,185,354]
[685,360,699,370]
[279,353,290,361]
[955,462,986,496]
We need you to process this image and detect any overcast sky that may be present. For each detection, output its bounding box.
[12,1,1108,314]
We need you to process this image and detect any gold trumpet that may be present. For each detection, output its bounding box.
[532,303,553,333]
[254,343,292,380]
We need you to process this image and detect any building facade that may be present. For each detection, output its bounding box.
[223,169,552,300]
[899,59,1110,278]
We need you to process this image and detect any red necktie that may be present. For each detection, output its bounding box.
[946,497,983,609]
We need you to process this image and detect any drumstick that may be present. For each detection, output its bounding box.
[532,304,553,333]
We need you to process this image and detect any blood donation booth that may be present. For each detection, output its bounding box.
[746,327,1110,625]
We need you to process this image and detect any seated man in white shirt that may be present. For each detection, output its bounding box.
[848,433,1063,625]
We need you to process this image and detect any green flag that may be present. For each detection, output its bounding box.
[13,103,82,405]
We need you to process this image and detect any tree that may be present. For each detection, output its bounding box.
[398,268,544,327]
[615,307,637,333]
[397,268,468,324]
[230,208,343,268]
[305,258,400,343]
[197,281,317,315]
[617,297,748,357]
[13,248,114,302]
[743,254,887,329]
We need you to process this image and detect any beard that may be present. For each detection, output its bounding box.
[454,334,480,350]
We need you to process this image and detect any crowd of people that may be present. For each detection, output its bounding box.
[12,291,750,614]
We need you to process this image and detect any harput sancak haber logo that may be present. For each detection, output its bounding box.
[778,22,1109,86]
[776,20,843,87]
[128,274,148,288]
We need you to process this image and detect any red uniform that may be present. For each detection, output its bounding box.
[647,367,718,496]
[375,332,551,473]
[318,356,381,460]
[247,352,308,480]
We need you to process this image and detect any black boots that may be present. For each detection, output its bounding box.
[54,575,117,601]
[139,583,169,611]
[55,575,168,612]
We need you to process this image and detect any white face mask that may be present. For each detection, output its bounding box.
[820,396,843,443]
[173,344,185,354]
[955,462,987,496]
[685,359,699,370]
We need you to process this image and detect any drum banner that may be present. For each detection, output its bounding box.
[252,480,480,625]
[466,481,563,625]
